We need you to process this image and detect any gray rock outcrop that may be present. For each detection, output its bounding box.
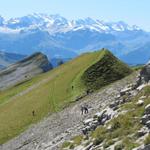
[0,52,52,90]
[141,104,150,130]
[139,62,150,84]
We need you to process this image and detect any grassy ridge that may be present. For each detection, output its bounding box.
[0,51,102,144]
[0,49,132,144]
[82,50,132,90]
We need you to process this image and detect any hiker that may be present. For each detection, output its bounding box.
[86,89,90,95]
[32,110,35,116]
[72,85,74,90]
[84,106,88,114]
[81,105,89,115]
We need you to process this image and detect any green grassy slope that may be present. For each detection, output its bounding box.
[81,50,132,90]
[0,49,132,144]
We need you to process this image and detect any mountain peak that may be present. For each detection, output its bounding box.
[0,14,141,33]
[81,49,132,90]
[0,52,52,90]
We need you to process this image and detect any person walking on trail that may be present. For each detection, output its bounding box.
[32,110,35,116]
[84,105,88,114]
[81,104,89,115]
[72,85,74,90]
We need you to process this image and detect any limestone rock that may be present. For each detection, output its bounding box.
[140,62,150,83]
[146,120,150,128]
[136,100,144,106]
[0,52,52,90]
[137,127,149,137]
[140,96,147,100]
[137,84,148,91]
[120,87,132,96]
[141,115,150,125]
[83,118,94,126]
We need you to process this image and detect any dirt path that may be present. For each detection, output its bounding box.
[0,73,137,150]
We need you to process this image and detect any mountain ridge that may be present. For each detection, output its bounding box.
[0,14,142,34]
[0,52,52,90]
[0,49,131,145]
[0,14,149,64]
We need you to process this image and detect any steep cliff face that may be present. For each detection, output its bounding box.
[0,52,52,90]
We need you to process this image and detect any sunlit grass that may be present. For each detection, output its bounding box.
[0,51,101,144]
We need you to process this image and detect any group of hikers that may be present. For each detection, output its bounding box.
[81,104,89,115]
[31,86,90,117]
[32,105,89,117]
[32,104,89,117]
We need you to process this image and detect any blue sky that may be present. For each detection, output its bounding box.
[0,0,150,31]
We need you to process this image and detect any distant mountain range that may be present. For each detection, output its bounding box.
[0,13,150,64]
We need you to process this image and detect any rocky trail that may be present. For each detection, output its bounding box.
[0,73,137,150]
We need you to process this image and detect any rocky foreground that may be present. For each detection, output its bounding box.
[61,62,150,150]
[1,63,150,150]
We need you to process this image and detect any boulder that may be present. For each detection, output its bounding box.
[144,144,150,150]
[83,118,94,126]
[115,94,121,100]
[101,117,109,125]
[137,84,147,91]
[137,127,148,137]
[112,106,119,111]
[106,125,113,132]
[94,112,102,118]
[136,100,144,106]
[90,123,98,130]
[109,102,119,108]
[120,87,132,96]
[146,120,150,128]
[109,100,120,108]
[132,82,140,90]
[130,90,138,97]
[140,62,150,83]
[141,114,150,124]
[140,96,147,100]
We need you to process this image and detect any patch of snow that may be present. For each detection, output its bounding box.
[0,14,142,34]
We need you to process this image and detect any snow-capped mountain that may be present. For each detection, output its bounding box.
[0,14,141,34]
[0,14,149,65]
